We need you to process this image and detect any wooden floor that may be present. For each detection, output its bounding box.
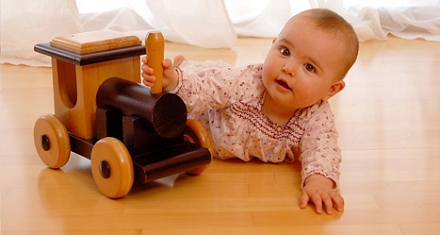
[1,36,439,235]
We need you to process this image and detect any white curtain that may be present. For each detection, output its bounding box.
[1,0,439,67]
[0,0,83,66]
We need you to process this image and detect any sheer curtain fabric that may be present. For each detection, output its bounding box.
[1,0,439,66]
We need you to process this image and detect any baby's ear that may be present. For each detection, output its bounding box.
[323,80,345,101]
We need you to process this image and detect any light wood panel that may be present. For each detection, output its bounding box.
[1,36,439,235]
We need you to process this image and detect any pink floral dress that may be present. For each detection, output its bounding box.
[172,61,342,187]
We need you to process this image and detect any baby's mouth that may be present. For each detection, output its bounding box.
[276,79,292,91]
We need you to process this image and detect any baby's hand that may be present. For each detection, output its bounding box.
[300,174,344,214]
[141,55,185,92]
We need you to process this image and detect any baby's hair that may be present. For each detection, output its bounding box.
[299,9,359,79]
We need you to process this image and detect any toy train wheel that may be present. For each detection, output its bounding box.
[184,119,214,175]
[91,137,134,198]
[33,114,70,169]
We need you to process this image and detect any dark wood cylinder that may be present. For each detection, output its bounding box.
[96,77,187,139]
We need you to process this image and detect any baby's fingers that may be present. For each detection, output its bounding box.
[330,191,345,212]
[142,56,148,64]
[321,194,334,214]
[319,191,345,214]
[174,55,185,67]
[142,77,156,87]
[311,194,324,214]
[300,192,309,209]
[300,192,324,214]
[141,66,156,86]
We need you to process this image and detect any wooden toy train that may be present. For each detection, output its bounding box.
[33,30,213,198]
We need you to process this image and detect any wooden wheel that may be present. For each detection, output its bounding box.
[33,114,70,169]
[91,137,134,198]
[184,119,214,175]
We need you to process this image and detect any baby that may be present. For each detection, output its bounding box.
[142,9,359,214]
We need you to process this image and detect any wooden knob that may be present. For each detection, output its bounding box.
[146,31,165,94]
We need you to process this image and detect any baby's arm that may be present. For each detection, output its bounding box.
[141,55,185,92]
[298,102,344,214]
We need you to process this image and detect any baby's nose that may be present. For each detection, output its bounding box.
[282,62,296,77]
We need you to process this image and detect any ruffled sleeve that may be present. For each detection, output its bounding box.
[299,101,342,189]
[171,61,263,114]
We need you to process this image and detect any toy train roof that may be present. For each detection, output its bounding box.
[50,29,142,55]
[34,30,146,66]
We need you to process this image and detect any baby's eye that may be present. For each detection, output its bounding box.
[279,47,290,56]
[304,63,315,72]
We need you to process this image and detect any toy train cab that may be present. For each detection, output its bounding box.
[33,30,213,198]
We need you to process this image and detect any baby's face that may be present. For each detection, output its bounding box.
[262,15,347,112]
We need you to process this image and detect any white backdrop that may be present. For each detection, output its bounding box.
[1,0,439,66]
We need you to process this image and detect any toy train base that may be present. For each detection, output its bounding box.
[34,77,213,199]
